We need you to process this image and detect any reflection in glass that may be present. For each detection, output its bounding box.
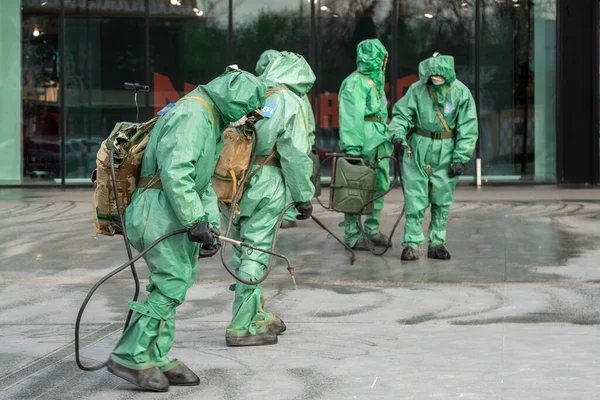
[22,14,61,182]
[64,18,145,183]
[316,0,393,177]
[21,0,60,13]
[150,0,228,115]
[64,0,145,15]
[232,0,310,71]
[479,0,556,181]
[396,0,476,177]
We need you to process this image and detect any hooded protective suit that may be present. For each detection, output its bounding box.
[223,52,315,342]
[388,54,477,252]
[110,68,266,370]
[338,39,392,248]
[256,49,316,225]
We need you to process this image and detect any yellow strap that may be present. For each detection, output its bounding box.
[428,87,451,134]
[186,96,215,124]
[355,72,380,99]
[266,87,286,97]
[228,167,238,201]
[355,72,384,120]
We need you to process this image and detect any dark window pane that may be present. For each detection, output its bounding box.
[64,17,145,183]
[232,0,310,71]
[22,13,61,183]
[480,0,556,182]
[150,0,228,115]
[317,1,393,177]
[396,0,475,179]
[64,0,145,16]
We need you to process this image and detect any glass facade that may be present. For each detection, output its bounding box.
[0,0,573,186]
[479,0,556,182]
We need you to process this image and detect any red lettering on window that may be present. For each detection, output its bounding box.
[153,73,181,115]
[184,83,196,95]
[320,92,339,129]
[396,74,419,99]
[153,73,198,114]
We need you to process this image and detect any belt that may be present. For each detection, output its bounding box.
[137,175,162,190]
[415,128,455,139]
[364,116,382,123]
[253,155,281,167]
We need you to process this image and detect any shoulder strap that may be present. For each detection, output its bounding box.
[355,72,385,119]
[354,72,380,100]
[188,96,215,124]
[244,148,277,187]
[144,96,213,193]
[266,86,286,97]
[140,173,162,194]
[428,86,451,134]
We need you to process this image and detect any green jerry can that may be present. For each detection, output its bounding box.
[330,156,377,215]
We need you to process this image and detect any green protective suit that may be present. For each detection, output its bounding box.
[283,94,317,222]
[110,68,266,370]
[388,54,478,248]
[223,51,315,337]
[338,39,392,246]
[255,49,316,223]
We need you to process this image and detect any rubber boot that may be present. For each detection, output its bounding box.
[225,329,278,347]
[428,244,451,260]
[106,359,169,392]
[369,233,391,248]
[280,220,297,229]
[401,246,420,261]
[161,360,200,386]
[267,313,287,335]
[350,239,373,251]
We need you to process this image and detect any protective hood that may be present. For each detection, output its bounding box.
[418,54,456,85]
[260,51,315,97]
[202,67,267,123]
[255,49,279,76]
[356,39,388,77]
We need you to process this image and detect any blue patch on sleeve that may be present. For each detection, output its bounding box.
[157,103,176,116]
[261,102,277,119]
[382,93,388,105]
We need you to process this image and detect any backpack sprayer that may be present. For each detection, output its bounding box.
[314,140,410,257]
[75,83,294,372]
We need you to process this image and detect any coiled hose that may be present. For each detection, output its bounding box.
[75,125,293,371]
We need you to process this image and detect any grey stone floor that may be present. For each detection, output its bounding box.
[0,187,599,399]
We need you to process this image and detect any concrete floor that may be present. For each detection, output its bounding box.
[0,187,599,399]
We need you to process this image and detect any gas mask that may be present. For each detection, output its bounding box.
[431,75,445,86]
[229,115,248,128]
[230,109,264,136]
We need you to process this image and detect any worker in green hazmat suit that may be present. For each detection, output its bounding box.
[107,67,266,392]
[255,49,317,230]
[388,53,478,261]
[222,51,315,346]
[338,38,392,250]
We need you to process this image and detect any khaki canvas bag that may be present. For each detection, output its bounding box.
[92,97,213,236]
[211,87,285,208]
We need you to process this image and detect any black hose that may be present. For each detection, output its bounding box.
[356,144,407,257]
[74,228,186,371]
[219,124,295,285]
[75,149,162,371]
[108,149,140,329]
[76,123,290,372]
